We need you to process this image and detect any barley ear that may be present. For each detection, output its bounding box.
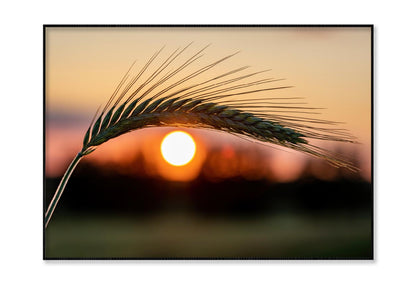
[45,46,359,228]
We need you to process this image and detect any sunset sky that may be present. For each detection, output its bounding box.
[45,27,372,181]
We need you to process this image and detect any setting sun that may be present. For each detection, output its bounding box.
[161,131,196,166]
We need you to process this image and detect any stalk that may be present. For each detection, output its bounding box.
[45,152,83,228]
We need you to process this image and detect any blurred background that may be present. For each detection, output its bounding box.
[44,27,372,259]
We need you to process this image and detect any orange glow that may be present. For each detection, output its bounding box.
[45,125,370,182]
[45,27,372,182]
[161,131,196,166]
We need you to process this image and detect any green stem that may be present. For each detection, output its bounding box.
[45,152,83,228]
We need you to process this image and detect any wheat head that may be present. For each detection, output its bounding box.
[45,44,357,228]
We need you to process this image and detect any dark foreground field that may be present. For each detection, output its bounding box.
[44,163,372,259]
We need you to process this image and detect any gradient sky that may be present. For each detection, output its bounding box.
[45,27,372,181]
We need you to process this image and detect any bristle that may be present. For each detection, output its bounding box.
[82,46,357,170]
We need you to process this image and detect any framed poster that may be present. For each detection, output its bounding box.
[44,25,373,259]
